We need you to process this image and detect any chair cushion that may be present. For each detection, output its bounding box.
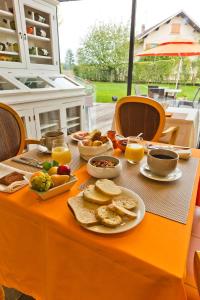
[192,206,200,238]
[185,235,200,288]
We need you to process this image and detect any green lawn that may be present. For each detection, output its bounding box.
[93,82,198,103]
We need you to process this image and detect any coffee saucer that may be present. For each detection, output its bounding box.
[37,145,52,154]
[140,163,182,182]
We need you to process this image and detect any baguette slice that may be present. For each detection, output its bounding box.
[68,196,99,227]
[96,205,122,228]
[95,179,121,196]
[83,185,111,205]
[109,203,137,219]
[112,195,137,210]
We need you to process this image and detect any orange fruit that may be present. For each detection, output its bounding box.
[30,171,44,181]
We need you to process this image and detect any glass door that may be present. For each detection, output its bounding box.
[0,0,26,68]
[63,101,84,135]
[19,0,59,70]
[34,105,64,138]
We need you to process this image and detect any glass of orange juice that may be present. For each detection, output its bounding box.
[51,140,72,165]
[125,136,144,164]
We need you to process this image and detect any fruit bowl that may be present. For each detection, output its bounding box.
[87,156,122,179]
[30,175,77,200]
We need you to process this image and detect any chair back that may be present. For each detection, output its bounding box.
[194,251,200,295]
[0,103,25,161]
[114,96,165,141]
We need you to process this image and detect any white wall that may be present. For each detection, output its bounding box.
[142,16,200,49]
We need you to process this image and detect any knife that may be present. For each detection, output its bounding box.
[12,158,43,169]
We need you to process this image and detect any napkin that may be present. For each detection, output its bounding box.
[0,163,32,193]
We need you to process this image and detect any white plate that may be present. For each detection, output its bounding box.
[69,186,145,234]
[37,145,52,154]
[71,131,89,142]
[140,163,182,182]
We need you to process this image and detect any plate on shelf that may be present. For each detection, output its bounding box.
[68,186,145,234]
[140,163,182,182]
[70,131,89,142]
[37,145,52,154]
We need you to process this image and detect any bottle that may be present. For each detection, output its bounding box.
[107,130,118,149]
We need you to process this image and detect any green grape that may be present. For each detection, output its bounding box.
[42,161,52,171]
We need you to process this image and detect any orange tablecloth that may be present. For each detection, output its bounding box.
[0,150,200,300]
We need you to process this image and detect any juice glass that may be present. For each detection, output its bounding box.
[51,140,72,165]
[125,136,144,164]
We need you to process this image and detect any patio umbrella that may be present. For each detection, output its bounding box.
[136,40,200,88]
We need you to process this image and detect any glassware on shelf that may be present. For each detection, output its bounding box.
[107,130,118,149]
[51,141,72,165]
[124,136,144,164]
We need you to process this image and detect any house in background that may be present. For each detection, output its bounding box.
[135,11,200,53]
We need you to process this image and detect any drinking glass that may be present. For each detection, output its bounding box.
[124,136,144,164]
[51,140,72,165]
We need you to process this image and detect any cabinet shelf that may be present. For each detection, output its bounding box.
[25,18,50,28]
[40,122,59,130]
[27,33,50,42]
[67,122,80,129]
[30,54,52,60]
[0,51,19,56]
[0,27,16,34]
[67,116,80,122]
[0,9,14,18]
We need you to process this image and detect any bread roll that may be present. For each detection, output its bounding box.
[83,185,111,204]
[95,179,121,196]
[96,205,122,228]
[112,195,137,210]
[68,196,99,226]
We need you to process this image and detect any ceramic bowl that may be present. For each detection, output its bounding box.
[147,149,178,177]
[87,156,122,179]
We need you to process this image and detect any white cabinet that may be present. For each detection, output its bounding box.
[17,108,35,138]
[0,0,59,71]
[63,101,85,135]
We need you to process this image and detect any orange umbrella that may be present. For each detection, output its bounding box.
[136,40,200,88]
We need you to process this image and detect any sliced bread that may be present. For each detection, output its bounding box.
[109,203,137,219]
[112,195,137,210]
[96,205,122,228]
[95,179,121,196]
[83,185,111,205]
[68,196,99,226]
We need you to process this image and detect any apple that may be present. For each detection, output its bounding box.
[57,165,71,175]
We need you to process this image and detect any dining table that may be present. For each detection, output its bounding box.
[0,141,199,300]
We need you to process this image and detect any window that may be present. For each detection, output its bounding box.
[171,23,181,34]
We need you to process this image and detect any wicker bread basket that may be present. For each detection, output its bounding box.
[78,139,113,161]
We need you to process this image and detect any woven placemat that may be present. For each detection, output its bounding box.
[81,157,199,224]
[3,139,85,173]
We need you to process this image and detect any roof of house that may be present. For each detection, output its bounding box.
[136,10,200,40]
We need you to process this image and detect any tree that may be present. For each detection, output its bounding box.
[64,49,75,70]
[76,22,130,82]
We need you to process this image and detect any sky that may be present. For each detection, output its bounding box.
[58,0,200,62]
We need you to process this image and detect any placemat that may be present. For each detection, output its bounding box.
[3,139,85,173]
[81,157,199,224]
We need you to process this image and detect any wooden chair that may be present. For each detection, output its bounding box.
[0,103,40,162]
[0,286,4,300]
[114,96,179,144]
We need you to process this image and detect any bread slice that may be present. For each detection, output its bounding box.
[95,179,121,196]
[96,205,122,228]
[83,185,111,205]
[112,195,137,210]
[68,196,99,227]
[109,203,137,219]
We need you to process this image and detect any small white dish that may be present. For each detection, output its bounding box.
[69,186,145,234]
[140,163,182,182]
[38,145,52,154]
[87,156,122,179]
